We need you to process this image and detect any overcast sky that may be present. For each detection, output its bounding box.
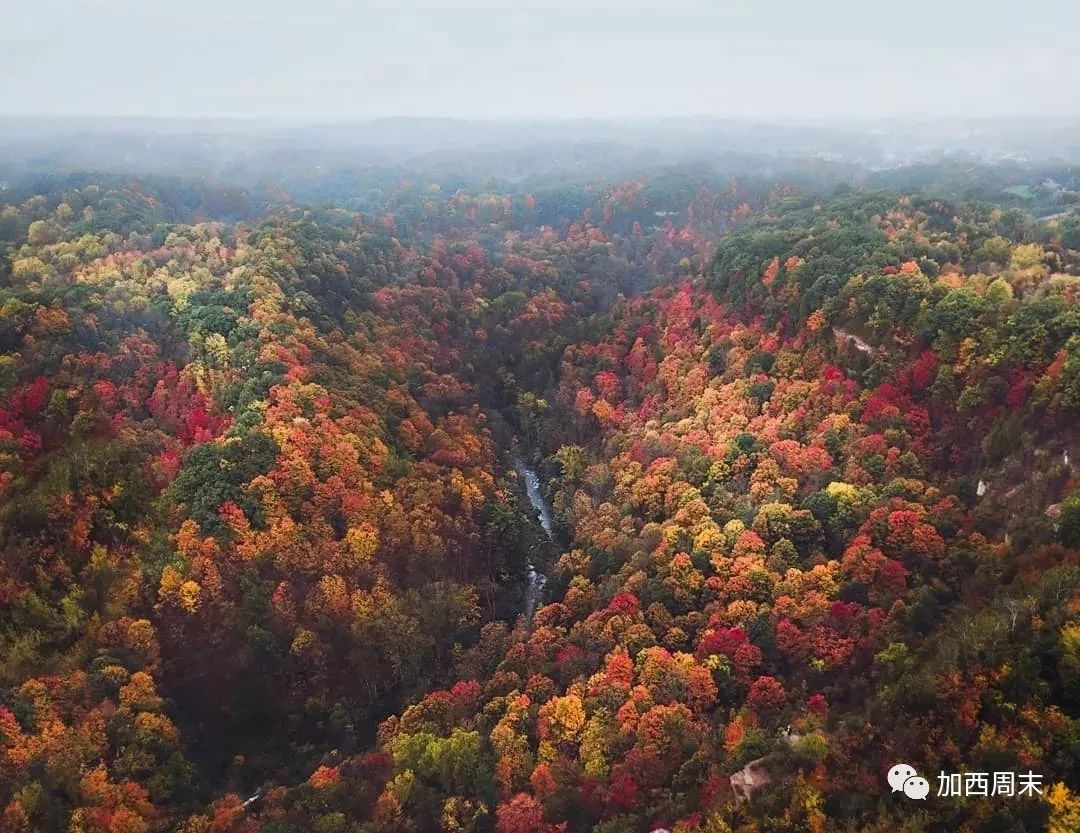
[3,0,1079,121]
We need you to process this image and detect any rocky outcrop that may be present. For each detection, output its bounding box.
[731,757,771,804]
[832,327,873,355]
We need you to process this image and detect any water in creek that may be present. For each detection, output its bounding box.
[513,457,553,621]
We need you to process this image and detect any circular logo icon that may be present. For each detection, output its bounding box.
[887,763,918,793]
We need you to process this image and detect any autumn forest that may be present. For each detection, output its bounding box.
[2,135,1080,833]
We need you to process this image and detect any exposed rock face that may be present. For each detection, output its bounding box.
[832,327,873,355]
[731,757,771,804]
[730,728,802,803]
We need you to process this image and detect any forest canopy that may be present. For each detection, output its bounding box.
[1,149,1080,833]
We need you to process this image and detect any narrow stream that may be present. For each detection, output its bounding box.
[513,455,553,621]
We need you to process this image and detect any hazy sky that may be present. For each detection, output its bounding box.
[4,0,1079,120]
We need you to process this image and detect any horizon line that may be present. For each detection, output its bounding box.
[4,112,1080,126]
